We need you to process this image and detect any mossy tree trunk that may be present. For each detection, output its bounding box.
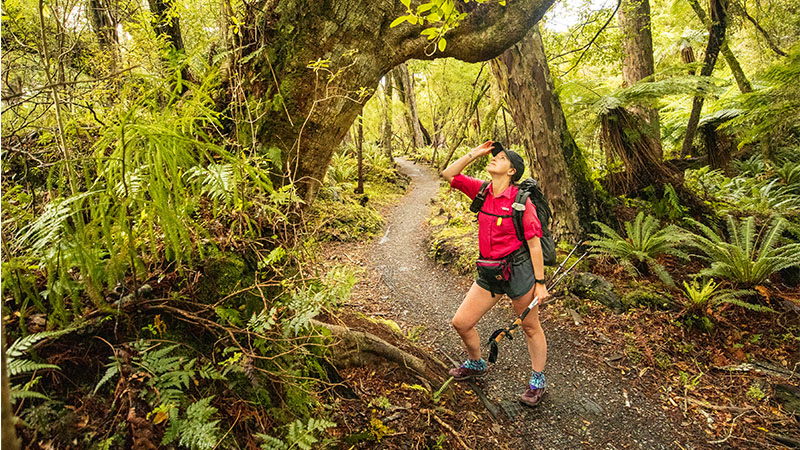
[381,75,393,158]
[681,0,728,157]
[489,26,597,240]
[149,0,190,84]
[394,62,425,151]
[618,0,662,158]
[687,0,752,94]
[235,0,555,205]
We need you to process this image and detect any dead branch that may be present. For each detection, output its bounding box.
[421,409,473,450]
[681,396,753,413]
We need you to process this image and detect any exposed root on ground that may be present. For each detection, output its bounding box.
[310,319,432,380]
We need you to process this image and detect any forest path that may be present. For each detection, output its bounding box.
[349,158,702,449]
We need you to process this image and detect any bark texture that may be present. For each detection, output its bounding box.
[688,0,752,94]
[239,0,555,204]
[149,0,190,83]
[489,26,596,240]
[380,75,393,157]
[394,63,425,150]
[681,0,728,157]
[87,0,118,69]
[618,0,662,158]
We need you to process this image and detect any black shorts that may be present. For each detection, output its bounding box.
[475,250,534,300]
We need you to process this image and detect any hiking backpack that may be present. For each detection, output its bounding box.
[469,178,557,266]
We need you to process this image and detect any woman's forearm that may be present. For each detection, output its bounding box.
[527,236,546,281]
[441,151,478,183]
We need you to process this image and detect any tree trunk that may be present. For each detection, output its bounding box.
[380,75,393,158]
[356,116,364,194]
[681,0,728,157]
[149,0,190,83]
[87,0,118,71]
[394,63,424,150]
[489,26,596,240]
[238,0,555,206]
[618,0,662,158]
[687,0,752,94]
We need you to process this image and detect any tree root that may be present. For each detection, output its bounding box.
[309,319,432,379]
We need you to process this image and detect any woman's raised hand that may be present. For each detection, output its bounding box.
[472,141,495,158]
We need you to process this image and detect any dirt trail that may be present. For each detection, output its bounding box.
[358,158,703,449]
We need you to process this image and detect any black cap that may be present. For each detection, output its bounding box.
[490,142,525,183]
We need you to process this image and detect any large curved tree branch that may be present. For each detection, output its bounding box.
[241,0,556,204]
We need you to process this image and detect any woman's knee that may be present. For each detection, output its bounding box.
[522,320,543,338]
[451,316,474,334]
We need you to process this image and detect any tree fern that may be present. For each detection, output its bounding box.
[589,212,688,286]
[684,215,800,285]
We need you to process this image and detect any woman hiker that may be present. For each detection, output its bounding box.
[440,140,550,407]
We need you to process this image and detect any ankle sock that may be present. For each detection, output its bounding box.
[529,370,546,389]
[463,358,486,371]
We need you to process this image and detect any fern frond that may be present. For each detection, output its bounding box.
[7,359,59,377]
[6,328,72,358]
[9,388,49,402]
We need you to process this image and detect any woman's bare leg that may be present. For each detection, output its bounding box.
[511,287,547,371]
[451,282,500,360]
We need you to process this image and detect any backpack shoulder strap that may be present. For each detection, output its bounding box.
[468,181,491,214]
[511,189,530,243]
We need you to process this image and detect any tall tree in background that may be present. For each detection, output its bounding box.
[87,0,118,70]
[681,0,728,157]
[236,0,555,204]
[393,63,425,151]
[618,0,662,158]
[688,0,752,93]
[149,0,190,83]
[490,25,597,239]
[380,75,393,158]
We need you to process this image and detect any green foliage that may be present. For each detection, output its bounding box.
[719,47,800,147]
[7,70,285,325]
[589,212,688,286]
[684,215,800,286]
[747,383,766,401]
[685,161,800,218]
[162,397,221,450]
[682,278,772,316]
[6,328,73,403]
[257,417,336,450]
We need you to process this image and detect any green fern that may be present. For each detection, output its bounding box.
[684,215,800,285]
[257,417,336,450]
[589,212,688,286]
[162,396,220,450]
[6,328,72,403]
[186,163,238,204]
[326,151,357,186]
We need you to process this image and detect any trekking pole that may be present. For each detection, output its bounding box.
[487,247,590,363]
[548,240,584,282]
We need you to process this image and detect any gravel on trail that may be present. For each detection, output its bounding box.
[341,157,707,449]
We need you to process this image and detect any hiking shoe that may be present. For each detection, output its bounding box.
[518,387,546,407]
[448,360,487,381]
